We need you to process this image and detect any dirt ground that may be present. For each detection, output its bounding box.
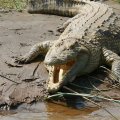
[0,9,70,106]
[0,1,120,120]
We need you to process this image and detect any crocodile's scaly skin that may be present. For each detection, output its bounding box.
[16,0,120,93]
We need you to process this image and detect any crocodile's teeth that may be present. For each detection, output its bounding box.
[53,66,60,83]
[59,67,66,82]
[46,60,75,92]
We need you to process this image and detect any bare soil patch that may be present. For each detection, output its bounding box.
[0,11,68,107]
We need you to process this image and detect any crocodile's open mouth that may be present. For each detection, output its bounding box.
[46,60,75,93]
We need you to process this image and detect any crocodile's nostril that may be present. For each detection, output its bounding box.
[44,58,51,65]
[44,56,58,65]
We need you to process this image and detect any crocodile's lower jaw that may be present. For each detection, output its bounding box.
[46,60,75,93]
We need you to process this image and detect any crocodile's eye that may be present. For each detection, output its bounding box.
[69,45,75,49]
[66,48,70,50]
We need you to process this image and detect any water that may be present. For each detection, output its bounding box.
[0,102,120,120]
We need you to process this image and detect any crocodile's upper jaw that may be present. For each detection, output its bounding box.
[46,60,75,93]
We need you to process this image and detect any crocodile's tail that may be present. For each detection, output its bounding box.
[27,0,87,17]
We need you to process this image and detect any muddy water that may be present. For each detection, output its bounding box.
[0,102,120,120]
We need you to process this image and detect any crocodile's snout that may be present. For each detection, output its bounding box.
[44,57,56,65]
[44,57,66,65]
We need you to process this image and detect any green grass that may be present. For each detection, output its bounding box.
[0,0,27,11]
[117,0,120,3]
[0,0,120,11]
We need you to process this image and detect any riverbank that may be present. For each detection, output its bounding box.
[0,0,120,120]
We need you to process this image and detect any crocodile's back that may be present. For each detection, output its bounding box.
[59,1,120,53]
[28,0,86,16]
[28,0,120,53]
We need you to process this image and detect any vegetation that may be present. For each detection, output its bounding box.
[117,0,120,3]
[0,0,120,11]
[0,0,27,11]
[47,66,120,120]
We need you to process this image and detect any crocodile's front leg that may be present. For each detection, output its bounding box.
[16,41,54,63]
[103,48,120,82]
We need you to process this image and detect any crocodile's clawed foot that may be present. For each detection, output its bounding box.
[0,104,10,111]
[15,55,29,64]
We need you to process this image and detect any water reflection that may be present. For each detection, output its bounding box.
[65,96,86,109]
[0,101,120,120]
[0,101,98,120]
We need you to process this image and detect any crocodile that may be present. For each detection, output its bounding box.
[16,0,120,93]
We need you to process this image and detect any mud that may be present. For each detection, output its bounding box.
[0,11,68,106]
[0,102,120,120]
[0,1,120,120]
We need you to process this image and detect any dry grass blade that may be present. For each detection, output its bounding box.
[47,87,120,120]
[70,83,93,90]
[63,86,119,120]
[87,75,120,89]
[32,62,41,76]
[70,83,112,91]
[47,91,120,104]
[100,66,120,84]
[88,79,120,106]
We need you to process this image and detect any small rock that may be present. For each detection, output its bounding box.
[48,30,54,33]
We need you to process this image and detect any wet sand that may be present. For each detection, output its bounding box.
[0,11,68,105]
